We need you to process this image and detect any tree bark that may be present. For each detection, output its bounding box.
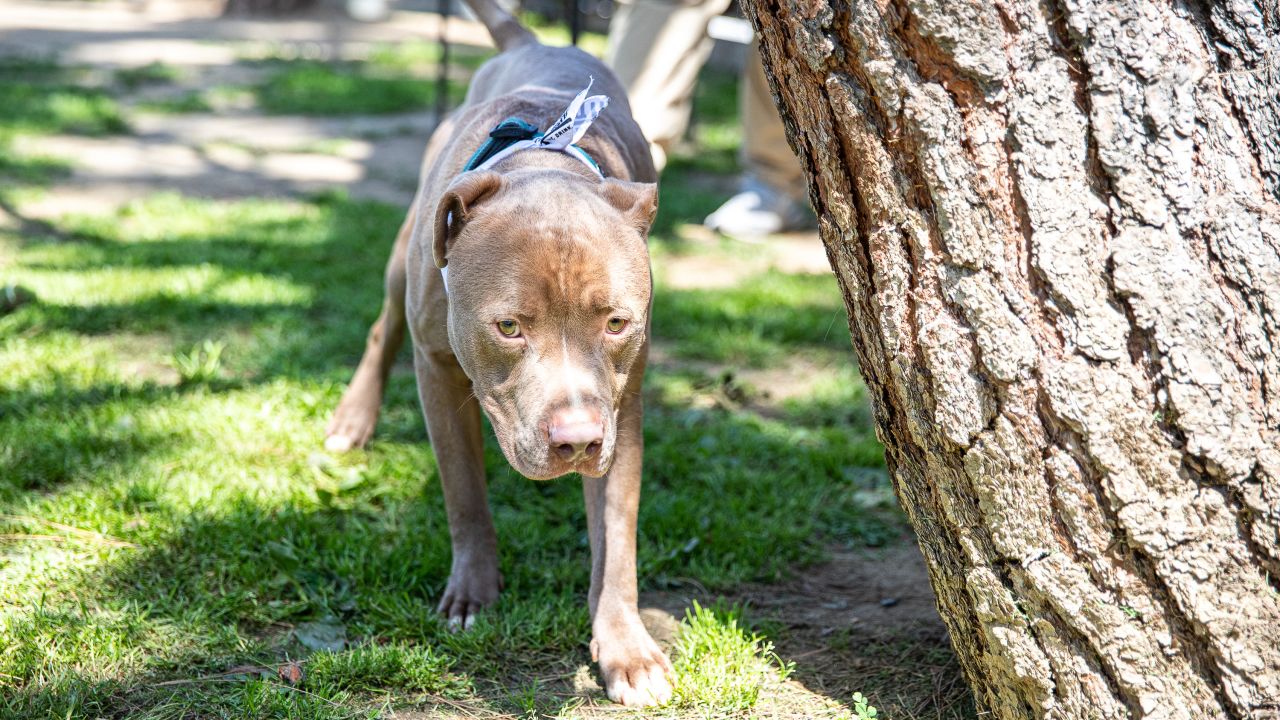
[739,0,1280,717]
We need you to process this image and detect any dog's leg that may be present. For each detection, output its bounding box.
[583,355,673,707]
[417,347,502,629]
[324,208,414,452]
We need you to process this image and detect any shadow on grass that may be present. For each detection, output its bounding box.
[1,395,908,717]
[652,273,851,367]
[0,378,209,510]
[3,193,401,379]
[1,185,969,717]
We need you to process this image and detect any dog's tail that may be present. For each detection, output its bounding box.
[463,0,537,52]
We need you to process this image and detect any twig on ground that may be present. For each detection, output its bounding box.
[152,667,344,709]
[424,693,509,717]
[0,515,137,548]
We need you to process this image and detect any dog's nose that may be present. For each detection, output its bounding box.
[548,407,604,462]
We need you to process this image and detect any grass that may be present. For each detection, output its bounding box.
[232,41,481,116]
[652,272,851,366]
[519,12,610,57]
[668,602,790,711]
[365,40,494,74]
[0,188,899,717]
[0,42,968,720]
[0,57,127,208]
[255,62,468,115]
[0,59,124,135]
[136,91,215,114]
[115,62,183,90]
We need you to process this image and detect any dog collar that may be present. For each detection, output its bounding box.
[463,78,609,177]
[443,79,610,293]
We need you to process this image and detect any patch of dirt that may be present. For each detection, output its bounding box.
[390,543,968,719]
[17,111,431,218]
[2,0,493,68]
[639,542,968,719]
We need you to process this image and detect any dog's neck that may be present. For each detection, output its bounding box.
[481,147,604,182]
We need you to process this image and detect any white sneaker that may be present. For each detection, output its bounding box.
[703,177,813,238]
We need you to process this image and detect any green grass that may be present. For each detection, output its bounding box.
[0,146,72,188]
[681,68,742,174]
[365,40,494,74]
[519,12,610,57]
[0,46,926,720]
[652,272,851,366]
[115,62,183,90]
[112,45,481,117]
[255,62,469,115]
[306,643,472,696]
[0,188,897,717]
[668,602,790,711]
[0,81,127,136]
[0,56,127,205]
[136,91,214,114]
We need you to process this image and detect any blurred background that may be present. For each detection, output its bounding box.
[0,1,973,718]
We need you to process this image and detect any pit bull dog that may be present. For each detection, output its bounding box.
[322,1,671,707]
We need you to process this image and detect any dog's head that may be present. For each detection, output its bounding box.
[432,167,657,480]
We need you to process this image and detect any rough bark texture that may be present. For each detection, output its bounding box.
[739,0,1280,717]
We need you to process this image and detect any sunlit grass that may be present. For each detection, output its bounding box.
[519,12,609,57]
[668,602,790,711]
[0,47,910,719]
[365,40,494,74]
[0,82,127,137]
[652,271,851,366]
[0,186,896,716]
[0,57,127,205]
[256,62,468,116]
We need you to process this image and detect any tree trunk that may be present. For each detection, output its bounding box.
[739,0,1280,717]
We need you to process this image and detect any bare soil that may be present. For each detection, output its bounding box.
[388,544,966,719]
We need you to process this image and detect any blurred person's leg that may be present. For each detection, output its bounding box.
[605,0,731,171]
[704,40,814,237]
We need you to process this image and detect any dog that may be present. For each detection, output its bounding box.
[322,1,671,707]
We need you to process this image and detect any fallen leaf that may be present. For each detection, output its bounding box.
[293,617,347,652]
[278,660,304,685]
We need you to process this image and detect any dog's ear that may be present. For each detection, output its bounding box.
[433,171,505,268]
[598,179,659,235]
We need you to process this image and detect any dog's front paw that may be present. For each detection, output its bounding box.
[324,386,382,452]
[437,559,503,631]
[591,618,673,707]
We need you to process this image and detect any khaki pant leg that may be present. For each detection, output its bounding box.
[741,39,806,200]
[605,0,731,170]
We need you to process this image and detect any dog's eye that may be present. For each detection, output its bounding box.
[605,317,628,334]
[497,319,521,337]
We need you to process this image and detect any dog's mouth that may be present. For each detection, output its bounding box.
[536,426,616,479]
[504,437,615,481]
[479,398,616,480]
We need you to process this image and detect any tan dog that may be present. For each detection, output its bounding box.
[323,2,671,707]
